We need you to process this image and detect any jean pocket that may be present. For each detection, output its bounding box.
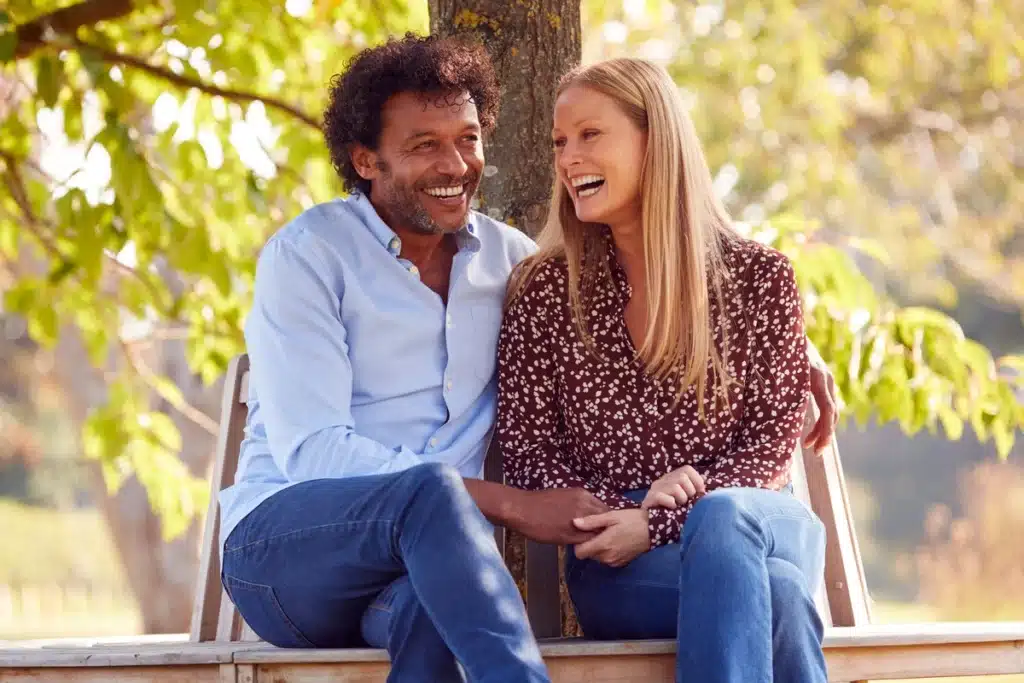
[223,575,315,648]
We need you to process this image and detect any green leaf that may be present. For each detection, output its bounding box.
[36,55,62,108]
[0,11,17,63]
[937,405,965,441]
[28,305,59,347]
[145,412,183,453]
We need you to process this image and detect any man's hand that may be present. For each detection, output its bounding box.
[511,488,612,545]
[465,479,612,545]
[804,340,839,454]
[641,465,705,510]
[572,509,651,567]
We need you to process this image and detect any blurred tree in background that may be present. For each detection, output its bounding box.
[0,0,1022,631]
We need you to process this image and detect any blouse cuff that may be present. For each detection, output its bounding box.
[646,504,687,547]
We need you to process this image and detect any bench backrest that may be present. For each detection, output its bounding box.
[190,353,872,643]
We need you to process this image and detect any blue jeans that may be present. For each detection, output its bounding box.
[566,487,828,683]
[221,462,550,683]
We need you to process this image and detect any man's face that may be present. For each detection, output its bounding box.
[354,90,484,235]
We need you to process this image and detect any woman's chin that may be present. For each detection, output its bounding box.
[573,204,606,225]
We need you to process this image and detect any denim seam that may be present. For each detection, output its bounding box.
[757,511,817,553]
[223,575,316,647]
[573,577,678,591]
[224,519,396,555]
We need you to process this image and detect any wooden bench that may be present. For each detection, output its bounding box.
[3,352,1024,683]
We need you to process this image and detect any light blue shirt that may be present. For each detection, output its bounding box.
[218,193,537,550]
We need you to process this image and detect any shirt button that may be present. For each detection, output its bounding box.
[446,379,453,391]
[408,265,420,277]
[429,438,438,448]
[389,237,401,251]
[446,313,453,328]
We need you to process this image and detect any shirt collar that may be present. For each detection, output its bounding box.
[350,191,481,256]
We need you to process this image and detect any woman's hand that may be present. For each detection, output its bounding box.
[572,509,651,567]
[641,465,706,510]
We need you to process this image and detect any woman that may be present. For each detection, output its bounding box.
[495,57,828,683]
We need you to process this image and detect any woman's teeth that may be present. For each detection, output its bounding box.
[571,174,605,198]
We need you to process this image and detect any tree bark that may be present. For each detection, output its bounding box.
[430,0,583,635]
[429,0,582,236]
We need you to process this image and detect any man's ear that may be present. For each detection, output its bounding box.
[349,144,380,181]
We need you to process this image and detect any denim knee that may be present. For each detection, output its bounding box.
[402,462,472,512]
[404,461,461,488]
[768,560,808,613]
[686,489,750,536]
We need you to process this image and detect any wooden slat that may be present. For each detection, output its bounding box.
[823,622,1024,647]
[827,640,1024,681]
[0,641,237,667]
[525,540,562,639]
[230,625,1024,681]
[191,355,251,643]
[482,436,507,555]
[0,666,221,683]
[788,430,833,627]
[216,590,244,643]
[235,649,389,664]
[4,621,1024,680]
[251,662,389,683]
[801,424,872,628]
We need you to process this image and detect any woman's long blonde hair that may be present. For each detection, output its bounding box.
[508,57,739,411]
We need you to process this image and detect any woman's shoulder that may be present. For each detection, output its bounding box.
[505,253,571,313]
[720,234,797,292]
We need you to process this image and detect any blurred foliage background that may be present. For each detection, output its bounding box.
[0,0,1022,646]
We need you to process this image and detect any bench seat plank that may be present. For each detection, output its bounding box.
[3,621,1024,681]
[0,665,225,683]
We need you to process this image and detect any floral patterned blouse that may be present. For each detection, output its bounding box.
[495,233,810,547]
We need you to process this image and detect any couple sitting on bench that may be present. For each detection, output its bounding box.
[218,33,840,683]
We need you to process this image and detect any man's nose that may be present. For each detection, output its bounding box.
[435,144,470,178]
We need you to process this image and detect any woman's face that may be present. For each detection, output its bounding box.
[551,85,647,228]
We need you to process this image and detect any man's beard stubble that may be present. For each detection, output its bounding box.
[376,161,478,235]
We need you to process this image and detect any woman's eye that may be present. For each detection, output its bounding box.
[552,138,566,149]
[582,129,600,140]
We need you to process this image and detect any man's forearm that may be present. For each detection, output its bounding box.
[463,478,523,529]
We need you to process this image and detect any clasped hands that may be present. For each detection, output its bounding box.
[571,466,706,568]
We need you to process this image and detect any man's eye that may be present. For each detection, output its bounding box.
[415,141,436,151]
[463,135,480,143]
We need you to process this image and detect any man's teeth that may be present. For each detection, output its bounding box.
[425,185,465,197]
[571,174,604,188]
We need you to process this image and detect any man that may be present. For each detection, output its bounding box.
[218,33,838,683]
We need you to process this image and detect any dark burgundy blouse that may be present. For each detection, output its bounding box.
[495,234,810,547]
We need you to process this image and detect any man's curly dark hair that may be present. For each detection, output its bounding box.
[323,33,501,195]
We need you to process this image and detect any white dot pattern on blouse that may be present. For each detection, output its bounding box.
[496,234,811,547]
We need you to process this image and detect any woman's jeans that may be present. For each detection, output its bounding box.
[221,463,550,683]
[566,487,829,683]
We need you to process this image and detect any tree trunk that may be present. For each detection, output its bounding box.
[429,0,582,237]
[430,0,583,635]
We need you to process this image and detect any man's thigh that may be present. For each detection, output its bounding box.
[222,472,423,647]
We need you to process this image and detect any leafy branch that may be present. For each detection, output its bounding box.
[11,0,135,60]
[71,39,321,130]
